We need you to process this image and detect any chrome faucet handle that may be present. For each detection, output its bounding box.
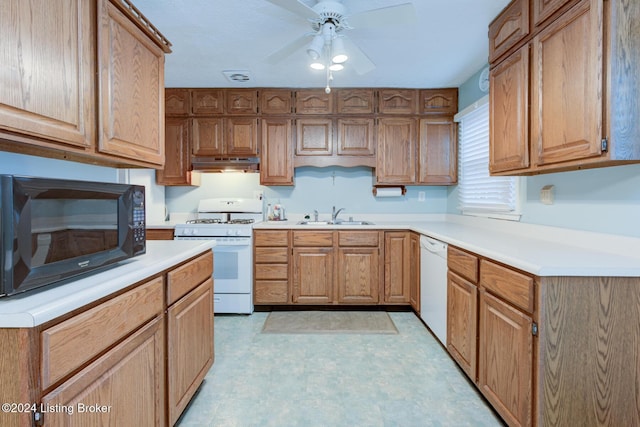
[313,210,319,221]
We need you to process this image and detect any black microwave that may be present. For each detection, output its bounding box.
[0,175,146,298]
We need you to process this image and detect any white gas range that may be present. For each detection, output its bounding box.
[174,198,263,314]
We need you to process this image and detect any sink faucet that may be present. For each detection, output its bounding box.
[332,206,345,222]
[313,210,319,222]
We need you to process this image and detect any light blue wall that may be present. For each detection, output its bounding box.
[452,65,640,237]
[166,166,449,217]
[0,151,118,182]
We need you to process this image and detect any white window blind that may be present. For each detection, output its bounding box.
[456,98,520,219]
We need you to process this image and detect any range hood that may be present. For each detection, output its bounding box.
[191,157,260,172]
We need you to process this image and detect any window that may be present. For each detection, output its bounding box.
[455,96,521,220]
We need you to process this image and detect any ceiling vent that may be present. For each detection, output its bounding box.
[222,70,252,83]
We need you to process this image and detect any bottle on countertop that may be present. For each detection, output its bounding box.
[266,203,273,221]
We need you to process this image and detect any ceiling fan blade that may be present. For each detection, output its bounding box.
[342,37,376,75]
[347,2,416,28]
[264,0,319,20]
[266,33,312,64]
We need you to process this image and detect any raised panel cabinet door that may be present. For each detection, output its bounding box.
[41,316,165,427]
[488,0,529,63]
[165,89,191,116]
[378,89,417,114]
[335,89,375,114]
[337,247,379,304]
[418,117,457,184]
[296,118,333,155]
[0,0,95,148]
[260,119,293,185]
[384,232,411,304]
[418,89,458,115]
[260,89,293,114]
[98,0,165,166]
[533,0,575,27]
[226,89,258,115]
[531,0,603,167]
[292,247,333,304]
[192,117,224,156]
[295,89,333,114]
[447,271,478,381]
[156,117,191,185]
[376,118,417,184]
[409,233,420,313]
[167,279,214,425]
[337,118,375,156]
[489,45,530,174]
[226,117,259,156]
[478,289,532,427]
[192,89,224,115]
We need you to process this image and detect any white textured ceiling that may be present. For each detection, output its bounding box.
[132,0,509,89]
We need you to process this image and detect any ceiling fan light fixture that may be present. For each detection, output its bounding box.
[331,37,348,64]
[329,63,343,71]
[306,34,325,60]
[310,61,325,70]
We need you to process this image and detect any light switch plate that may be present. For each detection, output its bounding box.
[540,185,554,205]
[418,191,426,202]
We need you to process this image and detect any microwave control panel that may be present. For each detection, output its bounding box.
[133,188,145,253]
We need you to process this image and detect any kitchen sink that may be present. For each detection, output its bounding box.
[296,220,375,226]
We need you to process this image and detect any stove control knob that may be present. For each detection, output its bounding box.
[235,230,242,236]
[226,229,234,236]
[182,228,191,236]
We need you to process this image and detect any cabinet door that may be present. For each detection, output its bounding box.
[384,232,411,304]
[533,0,574,27]
[41,316,165,427]
[226,89,258,115]
[292,248,333,304]
[0,0,95,149]
[260,89,293,114]
[488,0,529,63]
[337,118,375,156]
[296,118,333,156]
[165,89,191,116]
[479,289,532,427]
[156,117,191,185]
[226,117,259,156]
[337,247,379,304]
[447,271,478,381]
[409,233,420,313]
[295,90,333,114]
[378,89,417,114]
[98,0,165,166]
[335,89,375,114]
[418,117,457,184]
[193,117,224,156]
[490,45,530,174]
[167,279,214,425]
[192,89,224,115]
[376,118,417,184]
[418,89,458,115]
[531,0,603,167]
[261,119,293,185]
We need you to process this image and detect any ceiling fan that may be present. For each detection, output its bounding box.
[265,0,416,76]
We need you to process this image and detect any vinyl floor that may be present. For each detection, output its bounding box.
[177,311,505,427]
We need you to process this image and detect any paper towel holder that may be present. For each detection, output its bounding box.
[372,185,406,197]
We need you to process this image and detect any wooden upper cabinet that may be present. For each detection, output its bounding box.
[533,0,575,27]
[296,118,333,156]
[165,89,191,116]
[376,117,417,184]
[260,89,293,114]
[192,89,224,115]
[490,45,530,173]
[226,117,259,156]
[378,89,417,114]
[97,0,166,166]
[419,89,458,115]
[335,89,375,114]
[260,119,293,186]
[192,117,224,156]
[226,89,258,115]
[418,117,457,185]
[488,0,530,63]
[531,0,603,167]
[295,90,333,114]
[0,0,95,149]
[337,118,375,157]
[156,117,191,185]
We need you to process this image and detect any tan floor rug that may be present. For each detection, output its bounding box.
[261,311,398,334]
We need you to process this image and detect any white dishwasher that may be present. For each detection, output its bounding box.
[420,235,448,345]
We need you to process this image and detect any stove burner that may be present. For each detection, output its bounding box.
[187,219,223,224]
[229,219,255,224]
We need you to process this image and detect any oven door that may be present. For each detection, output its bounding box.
[212,243,252,293]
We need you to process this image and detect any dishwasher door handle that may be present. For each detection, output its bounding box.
[420,236,447,254]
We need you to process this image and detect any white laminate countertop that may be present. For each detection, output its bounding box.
[0,240,215,328]
[254,214,640,277]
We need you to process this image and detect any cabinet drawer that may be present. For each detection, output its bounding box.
[448,246,479,283]
[167,251,213,305]
[293,231,334,247]
[255,280,289,304]
[338,231,379,247]
[254,230,289,247]
[41,276,164,390]
[255,264,289,280]
[255,247,288,264]
[480,260,534,313]
[489,0,530,63]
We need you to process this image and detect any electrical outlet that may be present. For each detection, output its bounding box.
[253,190,264,200]
[540,185,554,205]
[418,191,426,202]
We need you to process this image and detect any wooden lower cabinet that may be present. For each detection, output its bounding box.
[446,270,478,380]
[41,316,165,427]
[409,232,420,313]
[167,279,214,425]
[292,247,334,304]
[337,247,379,304]
[384,231,411,303]
[254,230,291,304]
[146,228,175,240]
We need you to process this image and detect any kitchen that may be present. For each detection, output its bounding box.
[1,0,640,426]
